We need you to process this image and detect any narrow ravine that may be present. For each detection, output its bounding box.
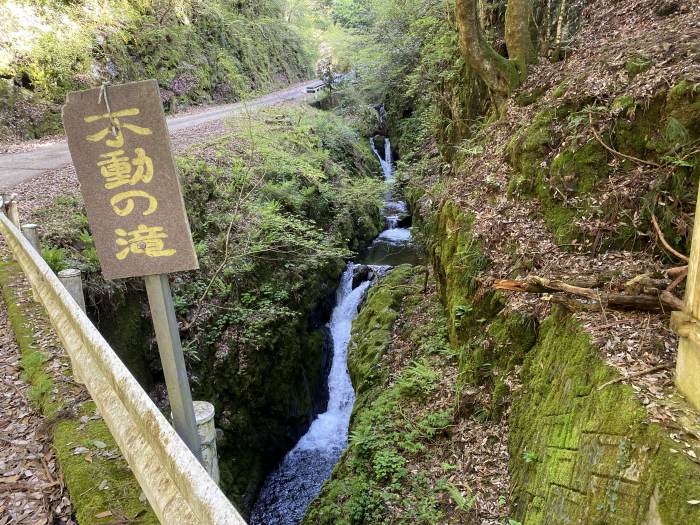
[250,135,420,525]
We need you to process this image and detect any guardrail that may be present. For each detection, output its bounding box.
[0,210,246,525]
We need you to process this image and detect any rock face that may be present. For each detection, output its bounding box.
[427,201,700,525]
[508,316,700,524]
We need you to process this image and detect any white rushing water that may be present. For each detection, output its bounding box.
[363,137,421,266]
[250,265,371,525]
[252,135,421,524]
[371,136,394,182]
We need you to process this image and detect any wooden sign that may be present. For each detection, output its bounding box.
[62,80,198,280]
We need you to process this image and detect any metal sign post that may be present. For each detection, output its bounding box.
[62,80,203,460]
[145,274,202,461]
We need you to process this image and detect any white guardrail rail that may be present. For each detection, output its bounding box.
[0,211,246,525]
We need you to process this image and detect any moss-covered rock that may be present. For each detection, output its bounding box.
[348,265,416,404]
[421,198,700,525]
[509,315,700,524]
[0,0,313,141]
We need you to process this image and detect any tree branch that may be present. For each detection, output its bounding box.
[494,275,683,312]
[651,213,689,262]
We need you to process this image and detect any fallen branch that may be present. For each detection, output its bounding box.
[666,265,688,278]
[494,275,683,312]
[651,214,689,262]
[597,363,673,390]
[666,267,689,293]
[588,110,660,168]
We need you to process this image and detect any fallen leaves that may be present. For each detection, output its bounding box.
[0,281,75,525]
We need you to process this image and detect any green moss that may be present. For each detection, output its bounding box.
[666,79,700,136]
[507,109,555,195]
[53,404,158,524]
[516,86,546,107]
[611,95,636,115]
[625,56,652,78]
[348,265,417,405]
[509,314,700,524]
[668,79,698,100]
[0,258,156,524]
[618,97,667,156]
[0,261,60,415]
[550,140,608,194]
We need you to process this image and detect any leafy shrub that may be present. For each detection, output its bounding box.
[41,247,67,273]
[372,449,406,484]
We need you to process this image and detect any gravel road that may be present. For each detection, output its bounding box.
[0,81,318,191]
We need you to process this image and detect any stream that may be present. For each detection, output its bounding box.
[250,136,420,525]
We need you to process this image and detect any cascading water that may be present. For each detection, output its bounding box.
[251,134,422,524]
[363,137,421,266]
[250,265,372,525]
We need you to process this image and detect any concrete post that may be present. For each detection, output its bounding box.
[21,223,41,253]
[193,401,220,485]
[58,269,86,313]
[7,200,21,229]
[57,268,87,386]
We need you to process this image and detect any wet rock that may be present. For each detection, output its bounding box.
[372,135,386,160]
[352,265,372,288]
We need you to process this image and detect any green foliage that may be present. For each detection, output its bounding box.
[663,117,690,150]
[0,0,312,140]
[305,268,470,524]
[41,246,67,273]
[521,450,538,464]
[372,448,407,484]
[329,0,374,29]
[625,56,652,78]
[438,480,475,513]
[396,359,439,399]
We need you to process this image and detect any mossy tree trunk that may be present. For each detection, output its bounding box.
[505,0,536,80]
[455,0,533,107]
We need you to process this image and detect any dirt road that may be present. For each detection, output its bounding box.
[0,81,318,191]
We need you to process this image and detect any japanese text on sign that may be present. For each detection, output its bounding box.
[62,80,198,280]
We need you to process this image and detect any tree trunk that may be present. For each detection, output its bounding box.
[505,0,535,80]
[455,0,519,105]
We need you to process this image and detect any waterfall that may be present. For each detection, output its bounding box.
[250,264,372,525]
[252,133,422,524]
[370,136,394,183]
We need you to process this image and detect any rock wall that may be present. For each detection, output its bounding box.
[426,200,700,524]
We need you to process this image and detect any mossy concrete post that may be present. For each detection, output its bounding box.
[20,223,41,303]
[193,401,220,484]
[58,268,86,385]
[673,182,700,411]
